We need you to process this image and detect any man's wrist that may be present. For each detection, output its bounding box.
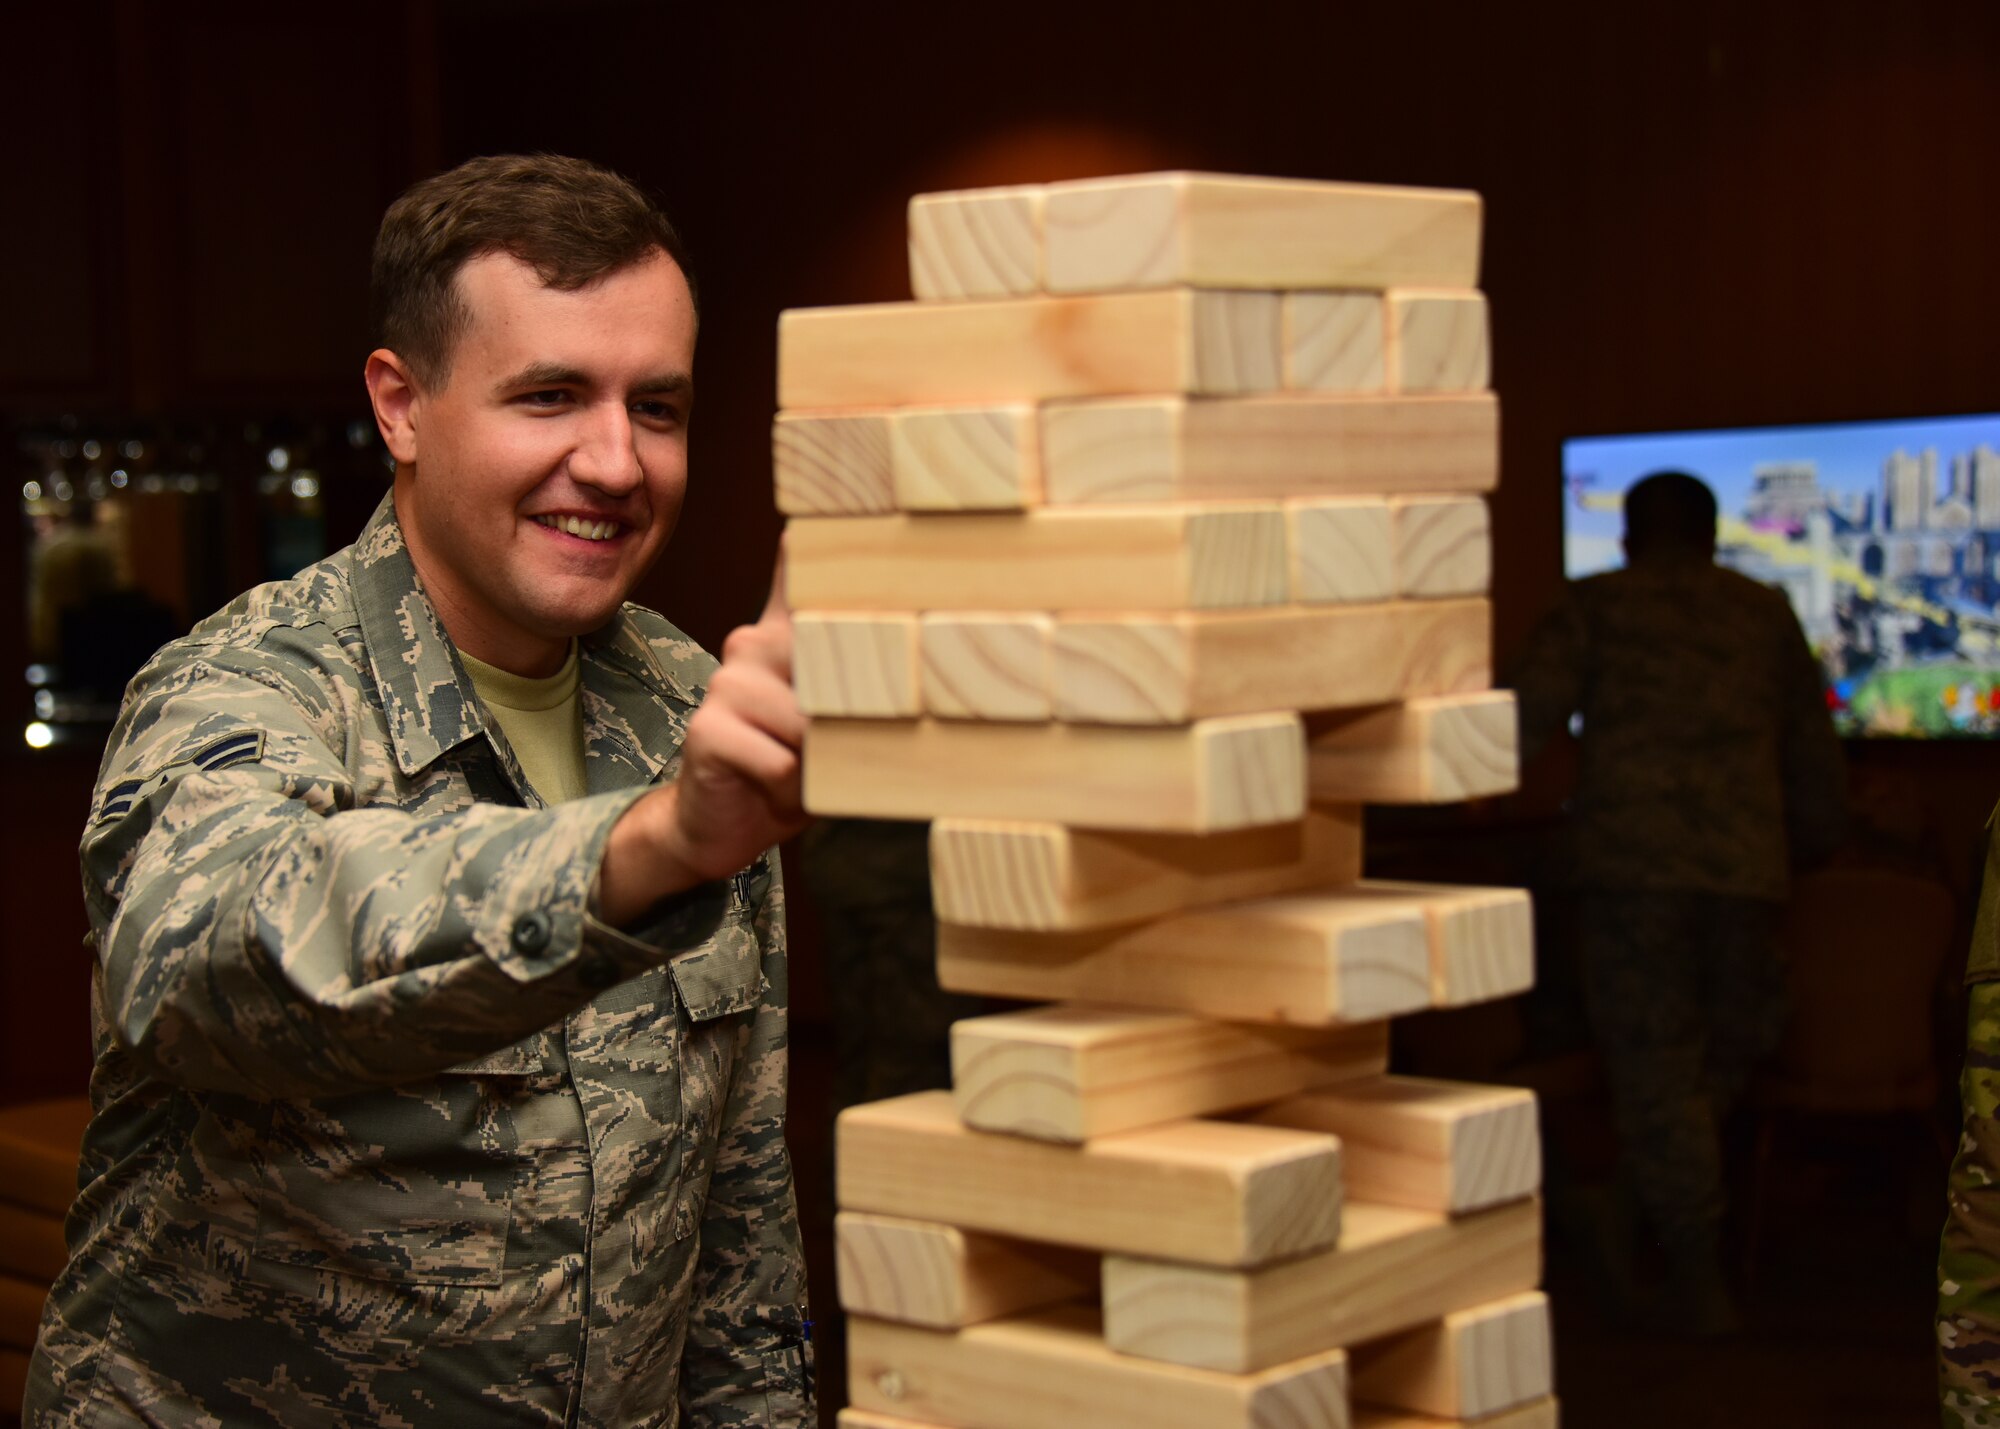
[599,784,704,928]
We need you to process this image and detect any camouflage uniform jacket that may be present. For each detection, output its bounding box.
[25,496,813,1428]
[1507,557,1847,901]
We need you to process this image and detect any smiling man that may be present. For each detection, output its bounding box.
[25,156,813,1427]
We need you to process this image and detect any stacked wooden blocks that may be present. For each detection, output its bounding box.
[780,171,1554,1429]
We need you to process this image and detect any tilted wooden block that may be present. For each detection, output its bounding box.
[805,712,1305,832]
[1392,496,1490,598]
[1350,1291,1553,1421]
[1288,499,1397,604]
[920,613,1053,722]
[1344,880,1535,1008]
[836,1091,1342,1267]
[893,404,1042,510]
[778,289,1283,409]
[795,614,921,718]
[1306,692,1518,805]
[928,806,1363,932]
[1040,172,1480,293]
[937,889,1432,1026]
[848,1306,1351,1429]
[1285,291,1386,393]
[1101,1197,1542,1373]
[1251,1075,1541,1215]
[1355,1398,1558,1429]
[836,1211,1094,1329]
[908,185,1044,301]
[838,1409,947,1429]
[774,411,895,515]
[952,1004,1390,1142]
[786,506,1289,612]
[1387,290,1491,394]
[1039,394,1498,505]
[1052,600,1490,724]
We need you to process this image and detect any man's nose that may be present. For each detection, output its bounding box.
[570,402,644,494]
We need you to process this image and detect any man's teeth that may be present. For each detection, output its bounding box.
[538,515,620,541]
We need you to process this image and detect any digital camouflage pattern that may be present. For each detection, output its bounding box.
[1942,815,2000,1424]
[25,495,813,1427]
[1509,557,1847,899]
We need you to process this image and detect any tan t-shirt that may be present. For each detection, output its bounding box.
[459,642,589,805]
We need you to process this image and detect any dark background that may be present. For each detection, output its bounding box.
[3,2,1995,1419]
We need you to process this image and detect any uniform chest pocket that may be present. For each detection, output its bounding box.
[250,1069,532,1289]
[664,916,769,1242]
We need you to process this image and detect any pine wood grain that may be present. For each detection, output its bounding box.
[1040,172,1480,293]
[1392,495,1490,598]
[1101,1198,1542,1374]
[936,889,1433,1026]
[1350,1290,1553,1421]
[1251,1075,1541,1215]
[919,613,1053,722]
[836,1092,1342,1267]
[1306,692,1518,805]
[804,712,1306,832]
[952,1005,1390,1142]
[1343,880,1536,1008]
[835,1211,1095,1329]
[1387,290,1491,394]
[927,806,1363,932]
[1285,291,1387,392]
[794,613,921,718]
[1289,498,1398,604]
[773,411,896,515]
[908,185,1044,301]
[892,404,1043,510]
[786,506,1289,613]
[1039,393,1498,506]
[847,1306,1351,1429]
[778,289,1283,409]
[1051,600,1490,724]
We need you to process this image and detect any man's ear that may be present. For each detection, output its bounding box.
[365,349,423,466]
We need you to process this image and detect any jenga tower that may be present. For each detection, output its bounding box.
[777,172,1555,1429]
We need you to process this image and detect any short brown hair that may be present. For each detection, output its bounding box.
[371,153,697,391]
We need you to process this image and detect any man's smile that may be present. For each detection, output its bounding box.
[533,513,627,542]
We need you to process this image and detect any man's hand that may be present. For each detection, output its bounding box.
[598,555,807,926]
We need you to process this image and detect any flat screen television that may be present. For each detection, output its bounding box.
[1562,413,2000,738]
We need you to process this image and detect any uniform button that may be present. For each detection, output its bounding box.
[578,954,620,989]
[510,911,553,956]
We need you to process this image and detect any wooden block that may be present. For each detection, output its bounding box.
[908,185,1044,301]
[1250,1076,1540,1215]
[0,1199,66,1282]
[1289,499,1397,603]
[893,404,1042,511]
[839,1409,951,1429]
[805,713,1305,832]
[786,506,1289,613]
[836,1211,1095,1329]
[1345,881,1536,1009]
[1040,394,1498,505]
[1,1270,46,1351]
[1387,290,1491,394]
[1350,1291,1553,1421]
[774,412,896,515]
[1355,1398,1559,1429]
[0,1098,87,1218]
[1393,496,1490,598]
[849,1306,1351,1429]
[1284,291,1386,392]
[1041,172,1480,293]
[952,1005,1389,1142]
[1101,1197,1542,1374]
[837,1091,1342,1267]
[795,614,921,718]
[937,889,1433,1026]
[778,289,1283,409]
[920,614,1052,722]
[1051,600,1490,724]
[1306,692,1517,804]
[928,806,1363,931]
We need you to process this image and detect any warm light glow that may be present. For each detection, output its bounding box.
[24,722,54,750]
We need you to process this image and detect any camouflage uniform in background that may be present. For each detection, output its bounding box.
[1510,557,1846,1258]
[25,495,812,1428]
[1941,815,2000,1425]
[800,818,984,1113]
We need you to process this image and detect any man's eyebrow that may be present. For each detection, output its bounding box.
[495,361,587,393]
[631,372,693,397]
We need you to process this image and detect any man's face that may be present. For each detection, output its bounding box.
[387,248,697,675]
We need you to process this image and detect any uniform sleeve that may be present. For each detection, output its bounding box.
[1504,588,1590,764]
[1772,597,1848,869]
[83,637,719,1099]
[678,864,815,1428]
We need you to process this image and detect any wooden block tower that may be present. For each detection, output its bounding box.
[777,171,1556,1429]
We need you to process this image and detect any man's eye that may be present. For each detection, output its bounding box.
[521,390,569,408]
[632,400,683,424]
